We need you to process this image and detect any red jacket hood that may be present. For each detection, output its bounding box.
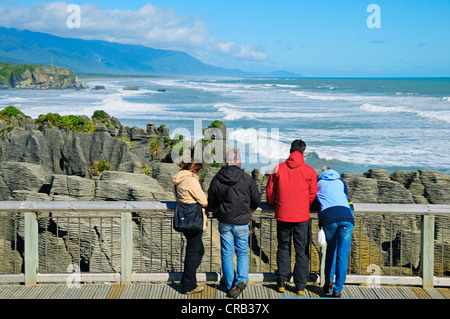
[285,151,305,169]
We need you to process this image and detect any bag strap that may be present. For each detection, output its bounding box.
[173,184,177,199]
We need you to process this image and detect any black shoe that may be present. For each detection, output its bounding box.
[277,281,287,293]
[228,281,247,298]
[323,282,333,295]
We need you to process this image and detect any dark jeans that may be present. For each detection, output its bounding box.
[276,220,310,291]
[181,230,204,292]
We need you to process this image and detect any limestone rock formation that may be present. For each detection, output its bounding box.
[95,171,173,201]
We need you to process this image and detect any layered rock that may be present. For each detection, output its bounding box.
[0,111,180,180]
[339,168,450,205]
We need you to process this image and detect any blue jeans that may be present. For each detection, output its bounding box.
[218,222,249,291]
[323,221,354,294]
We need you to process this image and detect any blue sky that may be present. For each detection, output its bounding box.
[2,0,450,76]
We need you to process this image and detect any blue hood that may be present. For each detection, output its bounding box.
[319,169,340,181]
[317,169,350,212]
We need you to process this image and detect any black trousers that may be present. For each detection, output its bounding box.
[276,220,310,291]
[181,230,204,292]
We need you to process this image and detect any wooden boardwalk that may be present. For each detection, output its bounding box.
[0,282,449,299]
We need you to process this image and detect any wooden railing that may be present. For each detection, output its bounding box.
[0,201,448,288]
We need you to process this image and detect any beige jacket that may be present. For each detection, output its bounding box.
[172,170,208,229]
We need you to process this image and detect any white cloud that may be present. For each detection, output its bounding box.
[0,1,267,62]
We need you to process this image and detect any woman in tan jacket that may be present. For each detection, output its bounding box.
[172,160,208,295]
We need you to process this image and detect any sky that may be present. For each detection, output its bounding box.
[1,0,450,77]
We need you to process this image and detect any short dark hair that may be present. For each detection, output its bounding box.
[290,139,306,154]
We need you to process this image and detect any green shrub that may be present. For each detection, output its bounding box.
[142,163,152,176]
[150,140,160,159]
[92,110,109,121]
[35,113,97,132]
[0,106,28,120]
[90,160,111,176]
[210,120,224,128]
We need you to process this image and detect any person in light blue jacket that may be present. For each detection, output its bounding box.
[316,167,354,298]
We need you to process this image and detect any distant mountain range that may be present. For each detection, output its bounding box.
[0,27,301,78]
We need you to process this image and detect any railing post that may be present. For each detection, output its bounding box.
[121,212,133,284]
[24,212,38,285]
[420,214,435,288]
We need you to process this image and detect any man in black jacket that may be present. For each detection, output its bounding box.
[206,151,261,298]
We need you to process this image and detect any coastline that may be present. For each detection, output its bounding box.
[2,76,449,176]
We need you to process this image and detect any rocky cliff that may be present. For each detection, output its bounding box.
[0,62,88,89]
[1,106,448,204]
[0,106,448,277]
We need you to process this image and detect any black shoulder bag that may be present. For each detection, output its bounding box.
[173,185,204,233]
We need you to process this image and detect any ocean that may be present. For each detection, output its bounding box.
[1,76,449,174]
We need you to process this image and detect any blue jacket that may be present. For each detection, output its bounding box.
[317,169,354,227]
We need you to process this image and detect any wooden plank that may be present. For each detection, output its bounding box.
[8,285,31,299]
[1,201,448,214]
[357,286,379,299]
[83,284,104,299]
[0,201,173,213]
[242,284,261,299]
[25,284,45,299]
[77,284,95,299]
[24,212,38,285]
[149,284,165,299]
[437,288,450,299]
[342,285,365,299]
[121,212,133,284]
[411,287,431,299]
[137,284,155,299]
[0,274,25,283]
[106,284,124,299]
[421,215,435,288]
[163,283,187,299]
[119,284,135,299]
[353,203,450,214]
[383,286,406,299]
[93,284,111,299]
[37,285,60,299]
[0,282,449,300]
[65,286,84,299]
[424,288,445,299]
[2,285,21,299]
[53,285,71,299]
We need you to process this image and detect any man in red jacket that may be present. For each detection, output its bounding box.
[266,139,318,295]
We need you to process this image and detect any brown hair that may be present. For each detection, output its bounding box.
[179,159,203,171]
